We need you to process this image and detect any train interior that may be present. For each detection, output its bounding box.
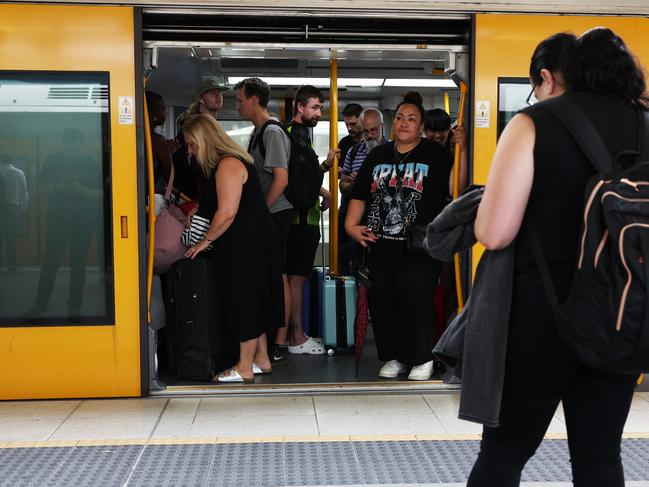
[140,12,477,392]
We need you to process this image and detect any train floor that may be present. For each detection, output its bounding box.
[156,328,454,390]
[1,392,649,486]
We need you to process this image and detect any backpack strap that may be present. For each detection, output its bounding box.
[537,94,614,175]
[249,119,284,158]
[637,106,649,162]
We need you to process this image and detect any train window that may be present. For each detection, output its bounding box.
[497,77,535,138]
[0,71,114,327]
[220,120,254,150]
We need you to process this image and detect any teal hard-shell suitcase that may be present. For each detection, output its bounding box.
[322,275,357,348]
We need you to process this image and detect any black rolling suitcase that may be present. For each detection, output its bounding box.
[166,257,238,381]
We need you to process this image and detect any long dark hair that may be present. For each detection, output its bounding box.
[529,32,576,87]
[562,27,648,106]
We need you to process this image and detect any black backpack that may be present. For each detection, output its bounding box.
[249,120,323,212]
[530,94,649,374]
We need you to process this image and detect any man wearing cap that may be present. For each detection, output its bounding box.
[172,79,228,201]
[195,79,227,119]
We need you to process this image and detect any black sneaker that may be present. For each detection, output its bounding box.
[269,344,289,363]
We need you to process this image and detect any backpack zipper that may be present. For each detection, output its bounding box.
[579,179,607,269]
[617,223,649,331]
[594,230,609,269]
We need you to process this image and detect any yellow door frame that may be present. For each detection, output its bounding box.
[0,4,142,399]
[472,14,649,268]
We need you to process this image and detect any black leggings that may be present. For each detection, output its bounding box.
[467,275,637,487]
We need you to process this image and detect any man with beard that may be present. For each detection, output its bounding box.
[284,85,336,355]
[338,103,363,164]
[339,107,386,275]
[195,78,227,119]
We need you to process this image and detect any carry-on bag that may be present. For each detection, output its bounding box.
[301,266,324,339]
[322,275,357,349]
[166,257,238,380]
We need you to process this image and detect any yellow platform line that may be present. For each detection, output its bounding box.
[2,432,649,448]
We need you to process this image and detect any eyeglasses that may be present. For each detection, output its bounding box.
[362,127,380,135]
[526,85,536,106]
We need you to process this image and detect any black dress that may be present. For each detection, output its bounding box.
[197,159,284,342]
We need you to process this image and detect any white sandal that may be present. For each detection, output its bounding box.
[288,336,325,355]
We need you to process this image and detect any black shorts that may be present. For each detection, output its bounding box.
[271,208,296,274]
[287,223,321,277]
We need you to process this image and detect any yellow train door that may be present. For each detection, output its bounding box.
[0,5,143,399]
[471,14,649,272]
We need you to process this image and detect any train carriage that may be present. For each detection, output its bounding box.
[0,0,648,399]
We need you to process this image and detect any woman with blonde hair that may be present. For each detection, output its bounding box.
[184,114,283,382]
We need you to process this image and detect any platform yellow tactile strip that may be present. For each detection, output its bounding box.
[77,439,147,446]
[350,434,418,442]
[216,436,284,444]
[3,431,649,448]
[283,435,350,442]
[149,437,217,445]
[4,440,78,448]
[416,434,482,441]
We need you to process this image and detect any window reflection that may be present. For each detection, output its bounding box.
[0,72,114,326]
[498,78,535,139]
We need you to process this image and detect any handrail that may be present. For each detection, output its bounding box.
[452,81,469,313]
[143,81,156,323]
[328,56,339,276]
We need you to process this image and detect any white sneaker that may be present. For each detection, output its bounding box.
[379,360,408,378]
[408,360,434,381]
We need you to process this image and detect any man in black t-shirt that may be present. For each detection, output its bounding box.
[338,103,363,165]
[285,85,336,355]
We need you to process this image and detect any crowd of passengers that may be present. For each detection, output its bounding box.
[147,26,647,486]
[146,77,469,383]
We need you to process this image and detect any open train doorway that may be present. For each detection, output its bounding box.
[140,9,471,394]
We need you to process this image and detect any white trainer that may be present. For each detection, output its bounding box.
[379,360,408,378]
[408,360,434,381]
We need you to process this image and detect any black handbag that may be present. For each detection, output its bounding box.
[406,223,429,256]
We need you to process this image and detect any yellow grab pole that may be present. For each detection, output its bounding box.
[329,56,339,276]
[453,81,469,313]
[143,80,156,323]
[443,92,450,115]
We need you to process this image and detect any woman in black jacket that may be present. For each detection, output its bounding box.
[468,29,647,486]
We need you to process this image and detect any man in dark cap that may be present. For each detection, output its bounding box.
[173,80,229,200]
[194,79,228,119]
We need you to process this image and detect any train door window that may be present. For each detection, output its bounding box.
[0,72,114,326]
[497,77,535,138]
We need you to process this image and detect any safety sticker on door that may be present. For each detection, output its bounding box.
[118,96,134,125]
[475,100,490,128]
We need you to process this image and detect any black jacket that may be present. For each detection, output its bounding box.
[426,185,513,428]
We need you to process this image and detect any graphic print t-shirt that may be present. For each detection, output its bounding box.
[350,139,452,261]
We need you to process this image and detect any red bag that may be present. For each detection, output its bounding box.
[179,200,199,216]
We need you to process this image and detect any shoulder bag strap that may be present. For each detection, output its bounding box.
[164,161,175,202]
[538,94,614,175]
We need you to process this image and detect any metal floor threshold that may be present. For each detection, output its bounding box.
[150,380,461,397]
